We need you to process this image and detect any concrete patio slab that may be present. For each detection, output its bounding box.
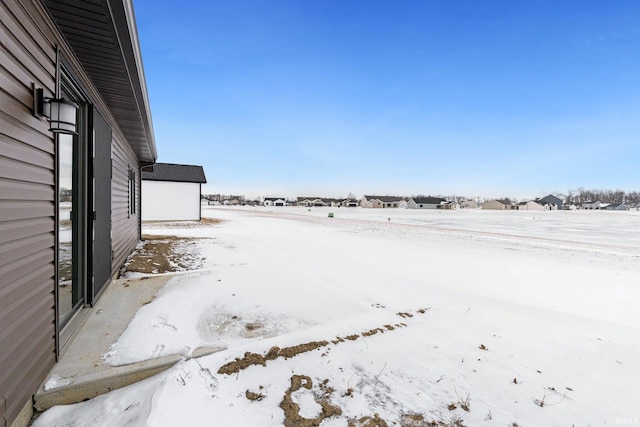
[33,274,226,411]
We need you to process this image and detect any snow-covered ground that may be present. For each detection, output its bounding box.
[35,207,640,426]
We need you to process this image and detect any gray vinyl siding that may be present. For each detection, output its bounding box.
[111,131,140,273]
[1,0,58,424]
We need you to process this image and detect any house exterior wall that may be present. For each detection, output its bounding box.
[407,199,440,209]
[522,201,545,211]
[481,200,506,210]
[142,181,202,221]
[111,134,142,270]
[0,1,146,426]
[1,2,59,424]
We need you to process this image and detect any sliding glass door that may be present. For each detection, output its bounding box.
[57,81,87,329]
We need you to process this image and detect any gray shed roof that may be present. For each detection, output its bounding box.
[142,163,207,183]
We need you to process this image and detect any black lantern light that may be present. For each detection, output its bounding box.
[33,87,78,134]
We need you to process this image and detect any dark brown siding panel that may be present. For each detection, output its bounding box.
[0,298,55,424]
[0,112,53,154]
[0,0,56,425]
[0,179,54,202]
[1,132,55,169]
[110,132,140,273]
[0,252,53,312]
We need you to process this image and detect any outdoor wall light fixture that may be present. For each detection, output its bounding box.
[33,86,78,134]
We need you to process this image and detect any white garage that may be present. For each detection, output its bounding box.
[141,163,207,221]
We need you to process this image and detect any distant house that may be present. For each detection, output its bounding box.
[481,199,513,210]
[264,197,287,207]
[459,199,479,209]
[224,198,243,206]
[603,204,628,211]
[582,201,601,210]
[514,200,545,211]
[440,201,458,210]
[361,195,403,208]
[142,163,207,221]
[297,197,324,207]
[407,197,446,209]
[537,194,563,210]
[342,199,359,208]
[297,197,341,207]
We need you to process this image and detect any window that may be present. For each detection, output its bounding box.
[128,167,136,216]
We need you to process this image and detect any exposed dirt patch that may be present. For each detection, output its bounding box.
[212,307,463,426]
[400,414,427,426]
[400,414,465,427]
[245,389,265,401]
[280,375,342,427]
[349,413,389,427]
[142,217,224,228]
[217,341,329,375]
[199,217,224,226]
[217,322,410,375]
[362,328,386,337]
[279,341,329,359]
[119,235,207,276]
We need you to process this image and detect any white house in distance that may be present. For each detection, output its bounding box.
[264,197,287,206]
[361,195,404,208]
[407,197,446,209]
[141,163,207,221]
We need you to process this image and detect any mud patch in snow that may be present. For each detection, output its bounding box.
[119,235,208,276]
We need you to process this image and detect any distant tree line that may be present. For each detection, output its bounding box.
[203,194,246,202]
[202,189,640,206]
[561,188,640,205]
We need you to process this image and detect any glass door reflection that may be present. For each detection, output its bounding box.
[57,92,86,327]
[58,132,76,324]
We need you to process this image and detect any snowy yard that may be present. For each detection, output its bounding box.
[35,207,640,426]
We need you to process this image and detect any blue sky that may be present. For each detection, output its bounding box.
[134,0,640,200]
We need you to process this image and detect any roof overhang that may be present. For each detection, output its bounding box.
[44,0,157,163]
